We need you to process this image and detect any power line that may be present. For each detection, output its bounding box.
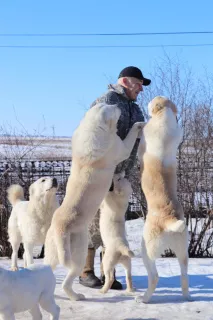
[0,44,213,49]
[0,31,213,37]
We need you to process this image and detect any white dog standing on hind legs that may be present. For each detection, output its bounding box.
[44,103,144,301]
[136,96,192,303]
[100,173,135,294]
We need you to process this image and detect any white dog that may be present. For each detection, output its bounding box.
[100,173,134,294]
[136,96,191,303]
[0,264,60,320]
[44,103,143,301]
[7,177,59,270]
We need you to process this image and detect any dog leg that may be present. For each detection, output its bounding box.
[136,240,158,303]
[39,295,60,320]
[116,122,143,163]
[165,218,186,233]
[173,233,192,301]
[61,230,88,301]
[120,257,134,293]
[44,228,59,270]
[23,242,34,267]
[23,252,27,268]
[28,305,42,320]
[100,270,114,294]
[10,238,21,271]
[143,259,158,303]
[177,254,192,301]
[100,250,118,294]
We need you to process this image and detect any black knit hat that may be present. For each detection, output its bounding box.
[118,66,151,86]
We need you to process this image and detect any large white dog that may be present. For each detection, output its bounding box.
[44,103,143,301]
[136,96,191,303]
[100,173,134,294]
[7,177,59,270]
[0,264,60,320]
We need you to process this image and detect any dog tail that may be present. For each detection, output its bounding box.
[7,184,24,206]
[166,219,186,233]
[119,245,134,258]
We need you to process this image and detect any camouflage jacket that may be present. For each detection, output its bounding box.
[91,84,144,178]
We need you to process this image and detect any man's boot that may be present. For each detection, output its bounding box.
[100,248,123,290]
[79,248,102,288]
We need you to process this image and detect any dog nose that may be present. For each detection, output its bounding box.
[52,177,58,188]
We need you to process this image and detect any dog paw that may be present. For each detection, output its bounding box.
[134,121,145,128]
[135,294,150,304]
[124,288,136,295]
[100,288,107,294]
[10,266,18,271]
[76,293,86,301]
[175,220,186,232]
[133,122,145,136]
[69,293,86,301]
[184,294,194,302]
[167,220,186,233]
[142,295,150,304]
[135,295,143,303]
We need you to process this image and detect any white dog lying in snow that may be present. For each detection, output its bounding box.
[0,264,60,320]
[100,173,134,293]
[7,177,59,270]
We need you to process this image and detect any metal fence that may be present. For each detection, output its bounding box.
[0,160,71,256]
[1,158,213,258]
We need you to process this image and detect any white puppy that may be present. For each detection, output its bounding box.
[136,96,191,303]
[100,173,134,294]
[0,264,60,320]
[7,177,59,270]
[44,103,143,301]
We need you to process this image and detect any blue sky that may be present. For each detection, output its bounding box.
[0,1,213,136]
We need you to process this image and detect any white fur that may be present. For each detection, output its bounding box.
[44,103,144,301]
[7,177,59,270]
[142,107,183,166]
[136,96,192,304]
[0,264,60,320]
[100,173,134,294]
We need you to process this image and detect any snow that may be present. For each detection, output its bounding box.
[0,137,72,160]
[1,218,213,320]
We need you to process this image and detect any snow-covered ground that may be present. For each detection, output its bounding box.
[0,137,72,160]
[1,219,213,320]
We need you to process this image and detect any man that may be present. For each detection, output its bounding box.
[79,66,151,289]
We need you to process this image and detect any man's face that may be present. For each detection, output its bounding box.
[124,77,143,100]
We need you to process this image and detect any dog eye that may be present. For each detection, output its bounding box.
[41,179,45,182]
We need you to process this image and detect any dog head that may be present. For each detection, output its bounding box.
[148,96,177,117]
[29,177,58,199]
[110,172,132,198]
